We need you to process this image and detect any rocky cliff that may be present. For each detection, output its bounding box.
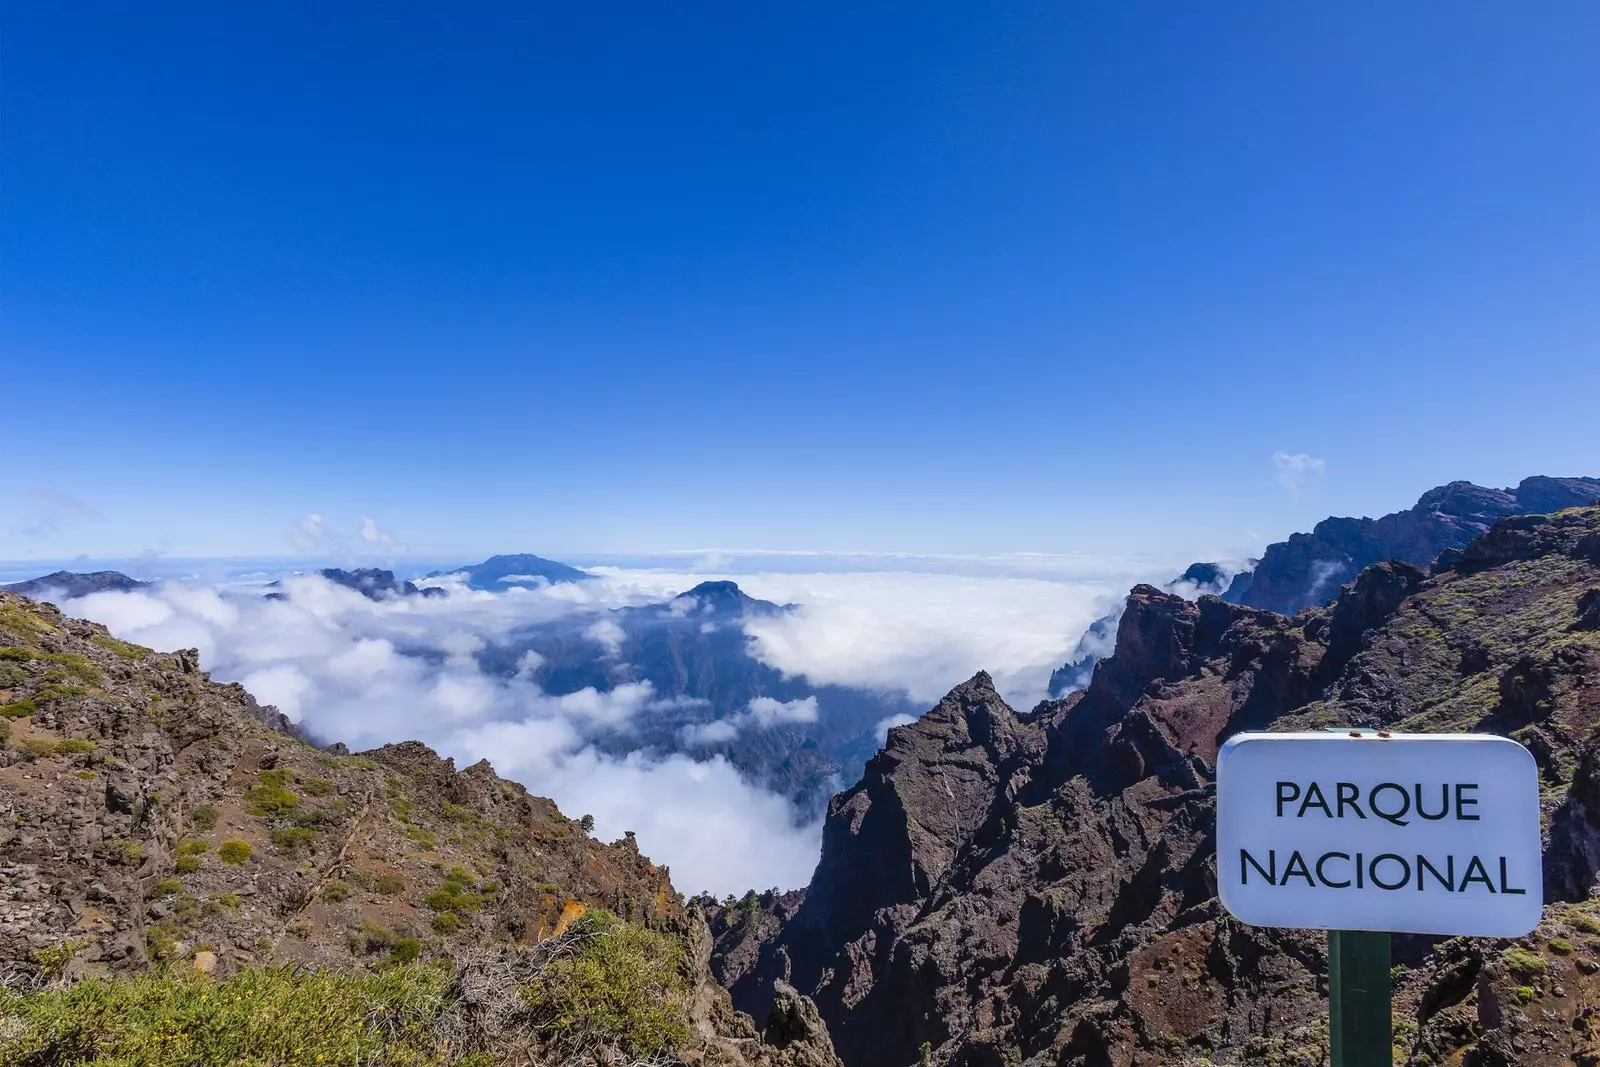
[1223,475,1600,615]
[0,590,840,1066]
[713,506,1600,1067]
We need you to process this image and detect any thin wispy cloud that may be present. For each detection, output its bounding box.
[1271,451,1326,496]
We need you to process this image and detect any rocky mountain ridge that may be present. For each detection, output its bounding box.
[712,505,1600,1067]
[0,589,841,1066]
[1222,474,1600,615]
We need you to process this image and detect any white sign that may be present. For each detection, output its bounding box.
[1217,732,1542,937]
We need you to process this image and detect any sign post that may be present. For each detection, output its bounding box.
[1216,731,1542,1067]
[1328,929,1390,1067]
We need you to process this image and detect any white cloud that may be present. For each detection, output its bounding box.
[1271,451,1326,496]
[360,516,408,553]
[49,552,1165,894]
[875,713,917,742]
[585,618,627,656]
[681,695,819,746]
[747,695,819,726]
[54,572,819,895]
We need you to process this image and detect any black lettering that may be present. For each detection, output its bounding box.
[1370,783,1411,826]
[1355,851,1364,889]
[1416,854,1454,892]
[1336,782,1365,819]
[1370,853,1411,890]
[1316,851,1352,888]
[1459,856,1496,893]
[1414,783,1449,821]
[1241,849,1276,885]
[1499,857,1527,896]
[1282,851,1314,886]
[1276,782,1301,818]
[1455,783,1480,821]
[1298,783,1333,819]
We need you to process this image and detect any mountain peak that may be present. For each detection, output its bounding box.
[0,570,149,602]
[427,553,592,590]
[674,580,784,616]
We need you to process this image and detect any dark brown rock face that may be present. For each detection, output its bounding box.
[715,506,1600,1067]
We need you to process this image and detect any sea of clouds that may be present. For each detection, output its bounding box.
[43,554,1157,895]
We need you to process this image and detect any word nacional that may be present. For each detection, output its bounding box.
[1217,732,1542,938]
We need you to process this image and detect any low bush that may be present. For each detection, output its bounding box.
[0,964,466,1066]
[191,805,219,831]
[217,840,252,865]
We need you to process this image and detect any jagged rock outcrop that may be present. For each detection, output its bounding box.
[265,567,445,600]
[1223,475,1600,615]
[714,506,1600,1067]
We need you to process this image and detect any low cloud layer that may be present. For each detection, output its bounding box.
[54,554,1149,895]
[590,567,1128,707]
[64,577,822,894]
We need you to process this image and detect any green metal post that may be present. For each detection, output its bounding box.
[1328,930,1392,1067]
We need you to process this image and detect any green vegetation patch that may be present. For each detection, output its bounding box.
[0,964,463,1067]
[1502,945,1547,981]
[217,840,253,865]
[1,697,39,719]
[90,633,150,660]
[242,784,299,818]
[522,910,690,1060]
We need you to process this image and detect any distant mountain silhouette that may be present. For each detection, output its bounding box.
[0,570,149,602]
[480,579,912,810]
[427,553,593,590]
[1223,475,1600,614]
[265,568,445,602]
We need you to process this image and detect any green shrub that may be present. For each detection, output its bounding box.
[90,633,148,659]
[213,893,242,910]
[30,941,86,980]
[348,921,395,955]
[175,855,201,874]
[55,738,96,755]
[0,719,9,744]
[74,769,96,781]
[1503,945,1547,980]
[300,776,334,797]
[217,840,252,865]
[176,839,211,858]
[270,827,316,855]
[1548,937,1574,955]
[389,938,422,964]
[0,963,460,1065]
[257,768,294,789]
[522,909,690,1059]
[1571,911,1600,935]
[321,880,351,903]
[431,911,463,934]
[17,737,59,760]
[191,805,219,831]
[374,873,406,895]
[154,879,183,898]
[1,698,39,719]
[110,839,143,863]
[242,785,299,818]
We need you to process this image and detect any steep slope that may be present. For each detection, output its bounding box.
[0,591,841,1066]
[429,553,594,589]
[1047,562,1234,697]
[1223,475,1600,614]
[713,506,1600,1067]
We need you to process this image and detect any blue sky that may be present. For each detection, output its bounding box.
[4,3,1598,563]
